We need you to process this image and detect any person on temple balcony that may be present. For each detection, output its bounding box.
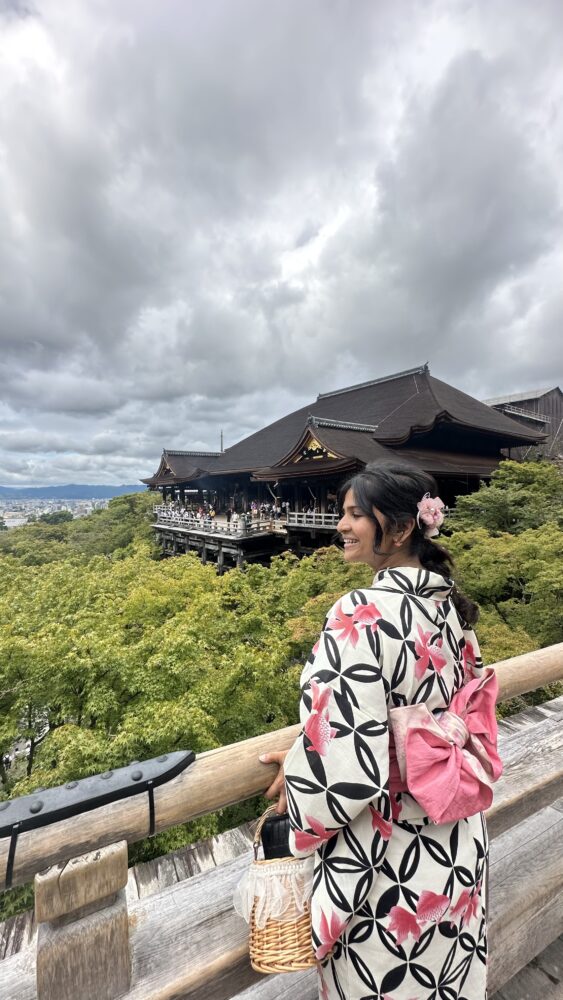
[260,461,501,1000]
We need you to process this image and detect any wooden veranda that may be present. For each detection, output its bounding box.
[1,644,562,1000]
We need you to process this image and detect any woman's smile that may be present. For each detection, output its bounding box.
[338,489,380,568]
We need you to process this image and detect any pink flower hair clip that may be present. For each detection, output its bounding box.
[416,493,446,538]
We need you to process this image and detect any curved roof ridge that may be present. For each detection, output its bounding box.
[316,363,429,400]
[164,449,222,458]
[309,416,378,433]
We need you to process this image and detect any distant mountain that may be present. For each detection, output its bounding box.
[0,484,146,500]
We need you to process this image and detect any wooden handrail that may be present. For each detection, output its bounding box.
[1,643,562,891]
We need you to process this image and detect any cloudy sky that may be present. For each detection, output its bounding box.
[0,0,561,485]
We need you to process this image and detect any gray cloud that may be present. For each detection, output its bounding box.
[0,0,561,484]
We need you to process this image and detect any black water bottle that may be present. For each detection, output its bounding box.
[261,811,291,859]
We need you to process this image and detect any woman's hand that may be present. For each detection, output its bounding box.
[259,750,288,814]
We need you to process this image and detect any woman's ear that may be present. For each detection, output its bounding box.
[394,517,416,546]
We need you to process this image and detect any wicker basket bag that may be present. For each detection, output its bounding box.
[234,805,318,974]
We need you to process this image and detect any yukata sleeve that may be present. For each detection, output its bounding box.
[285,592,391,858]
[460,624,485,682]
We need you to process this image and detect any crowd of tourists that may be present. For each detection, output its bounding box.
[155,498,295,534]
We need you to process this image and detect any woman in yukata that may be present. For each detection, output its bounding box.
[261,461,502,1000]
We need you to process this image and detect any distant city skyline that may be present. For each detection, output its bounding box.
[0,0,561,486]
[0,484,144,498]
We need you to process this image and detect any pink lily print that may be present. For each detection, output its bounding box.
[351,601,382,633]
[388,890,449,944]
[414,624,448,679]
[450,882,481,927]
[369,804,392,841]
[462,638,477,681]
[293,814,337,852]
[390,793,403,821]
[327,601,361,646]
[304,679,337,756]
[315,909,347,961]
[449,889,471,926]
[387,905,421,945]
[416,890,450,925]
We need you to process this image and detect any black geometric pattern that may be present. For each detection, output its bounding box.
[285,568,489,999]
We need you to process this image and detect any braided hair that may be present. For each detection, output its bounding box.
[339,460,479,626]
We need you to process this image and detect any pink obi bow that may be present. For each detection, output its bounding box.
[388,669,503,824]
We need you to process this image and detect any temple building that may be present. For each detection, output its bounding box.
[143,364,543,511]
[484,386,563,461]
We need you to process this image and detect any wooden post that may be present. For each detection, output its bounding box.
[35,840,130,1000]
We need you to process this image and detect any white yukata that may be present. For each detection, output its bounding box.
[285,567,493,1000]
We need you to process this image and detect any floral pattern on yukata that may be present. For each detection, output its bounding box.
[285,568,489,1000]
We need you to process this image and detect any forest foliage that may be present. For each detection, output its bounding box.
[0,461,562,918]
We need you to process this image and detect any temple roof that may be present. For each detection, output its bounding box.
[141,449,223,486]
[484,387,560,406]
[143,365,544,486]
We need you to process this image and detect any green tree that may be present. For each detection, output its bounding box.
[450,460,563,535]
[39,510,74,525]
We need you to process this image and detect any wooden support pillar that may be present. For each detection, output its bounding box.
[35,841,130,1000]
[236,548,244,570]
[217,542,224,575]
[201,541,207,565]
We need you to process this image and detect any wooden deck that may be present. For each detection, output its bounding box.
[2,696,562,998]
[3,821,560,999]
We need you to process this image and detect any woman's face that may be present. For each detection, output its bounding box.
[337,489,387,570]
[337,488,417,572]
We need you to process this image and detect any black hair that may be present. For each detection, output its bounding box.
[339,460,479,626]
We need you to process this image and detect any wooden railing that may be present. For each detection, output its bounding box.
[153,506,276,537]
[286,511,339,529]
[1,643,562,1000]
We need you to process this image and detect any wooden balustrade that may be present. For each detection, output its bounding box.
[1,643,562,1000]
[1,643,562,891]
[153,507,275,538]
[286,512,339,529]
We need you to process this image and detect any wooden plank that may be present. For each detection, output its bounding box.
[0,909,36,961]
[233,969,316,1000]
[497,697,563,733]
[130,822,255,901]
[35,841,128,923]
[532,934,563,983]
[2,648,562,890]
[487,711,563,837]
[36,889,130,1000]
[0,945,36,1000]
[125,869,140,906]
[488,804,563,995]
[492,961,561,999]
[125,854,252,999]
[131,855,180,901]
